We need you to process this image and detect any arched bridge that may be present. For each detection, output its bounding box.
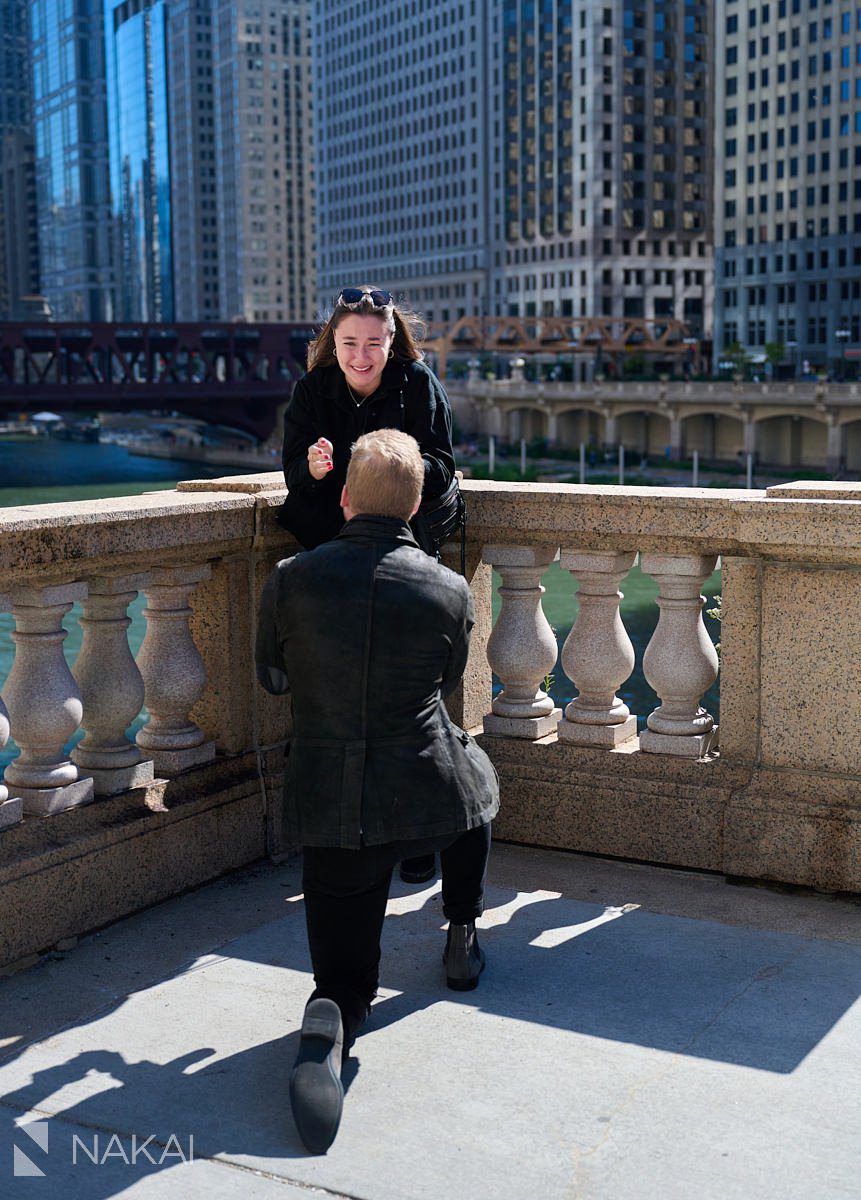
[0,322,315,440]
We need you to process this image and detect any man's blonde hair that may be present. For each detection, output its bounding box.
[346,429,424,519]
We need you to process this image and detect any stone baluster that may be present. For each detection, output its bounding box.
[71,574,155,795]
[481,545,561,738]
[557,550,638,747]
[135,564,215,774]
[0,591,22,830]
[640,554,719,757]
[0,695,23,830]
[3,582,94,815]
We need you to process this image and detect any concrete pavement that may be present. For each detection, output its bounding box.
[0,843,858,1200]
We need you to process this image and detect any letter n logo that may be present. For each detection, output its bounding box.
[13,1119,49,1177]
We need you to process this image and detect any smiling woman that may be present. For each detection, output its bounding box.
[334,313,393,401]
[277,288,456,554]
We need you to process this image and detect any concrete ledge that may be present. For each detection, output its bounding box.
[460,479,861,564]
[725,768,861,892]
[0,754,269,969]
[481,734,742,873]
[765,481,861,500]
[479,734,860,891]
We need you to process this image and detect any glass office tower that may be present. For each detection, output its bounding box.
[29,0,114,319]
[0,0,40,317]
[105,0,173,321]
[214,0,315,321]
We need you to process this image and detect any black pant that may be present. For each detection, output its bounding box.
[302,822,491,1047]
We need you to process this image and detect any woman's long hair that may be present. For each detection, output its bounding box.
[305,290,427,372]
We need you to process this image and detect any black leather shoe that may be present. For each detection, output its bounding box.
[443,921,486,991]
[399,854,437,884]
[290,998,344,1154]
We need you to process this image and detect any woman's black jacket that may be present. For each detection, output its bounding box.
[278,358,455,550]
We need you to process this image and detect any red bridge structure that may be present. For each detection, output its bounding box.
[0,322,315,440]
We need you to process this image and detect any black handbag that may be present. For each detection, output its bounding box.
[418,475,467,571]
[395,387,467,570]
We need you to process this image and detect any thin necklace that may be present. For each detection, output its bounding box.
[347,381,374,406]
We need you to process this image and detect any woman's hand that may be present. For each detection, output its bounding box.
[307,437,334,480]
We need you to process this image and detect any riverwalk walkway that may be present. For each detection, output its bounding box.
[0,842,858,1200]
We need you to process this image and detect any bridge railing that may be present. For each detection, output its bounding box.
[0,476,858,947]
[453,377,861,406]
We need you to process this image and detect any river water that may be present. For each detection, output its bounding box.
[0,437,249,506]
[0,437,720,769]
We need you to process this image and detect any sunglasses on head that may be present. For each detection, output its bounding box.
[336,288,393,309]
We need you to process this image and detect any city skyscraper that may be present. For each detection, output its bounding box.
[0,0,40,318]
[502,0,713,338]
[714,0,861,376]
[213,0,314,322]
[311,0,713,346]
[312,0,495,323]
[166,0,220,319]
[29,0,114,319]
[105,0,173,321]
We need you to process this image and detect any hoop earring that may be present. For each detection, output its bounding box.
[388,350,394,359]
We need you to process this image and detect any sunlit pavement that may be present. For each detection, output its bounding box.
[0,842,858,1200]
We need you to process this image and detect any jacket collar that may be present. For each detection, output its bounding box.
[316,360,409,403]
[335,514,418,547]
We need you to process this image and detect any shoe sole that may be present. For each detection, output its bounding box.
[445,948,486,991]
[290,999,344,1154]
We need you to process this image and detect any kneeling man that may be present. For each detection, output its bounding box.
[256,428,498,1154]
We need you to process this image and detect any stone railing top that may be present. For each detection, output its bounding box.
[452,378,861,408]
[0,488,264,582]
[765,480,861,500]
[0,475,860,581]
[462,479,861,563]
[177,472,287,494]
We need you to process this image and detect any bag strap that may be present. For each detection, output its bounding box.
[458,489,466,576]
[401,384,467,576]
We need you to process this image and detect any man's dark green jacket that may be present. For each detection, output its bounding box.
[255,514,499,849]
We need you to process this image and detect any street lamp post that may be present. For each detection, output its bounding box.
[835,328,850,381]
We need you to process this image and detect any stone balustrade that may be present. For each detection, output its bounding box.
[0,472,859,969]
[446,378,861,471]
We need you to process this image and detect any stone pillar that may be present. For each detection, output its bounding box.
[545,410,558,444]
[826,417,845,474]
[639,554,719,757]
[481,545,561,738]
[135,564,216,774]
[3,582,95,815]
[602,412,617,449]
[0,696,22,830]
[71,574,155,795]
[669,415,684,460]
[743,416,757,456]
[507,409,521,442]
[485,402,504,439]
[441,543,493,733]
[557,551,638,746]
